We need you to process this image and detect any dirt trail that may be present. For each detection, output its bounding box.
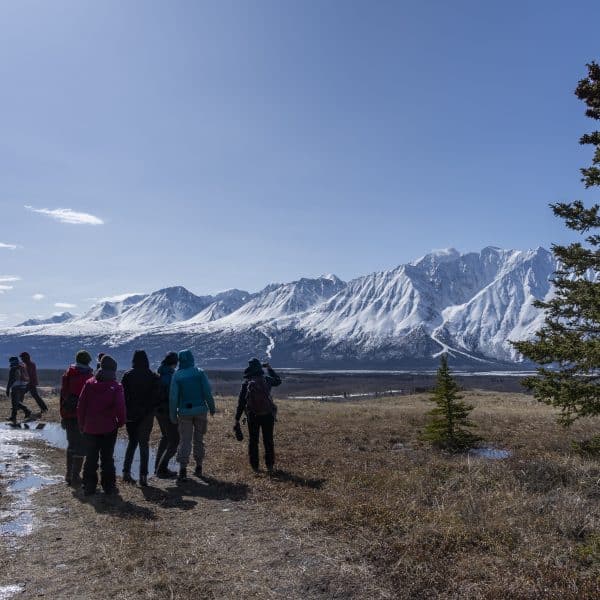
[0,420,392,600]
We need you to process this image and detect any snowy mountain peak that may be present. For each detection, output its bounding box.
[0,246,559,368]
[17,312,75,327]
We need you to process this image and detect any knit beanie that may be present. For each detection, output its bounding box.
[244,357,264,378]
[163,351,178,366]
[9,356,19,367]
[75,350,92,365]
[100,354,117,372]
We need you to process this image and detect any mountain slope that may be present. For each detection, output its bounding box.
[0,248,558,368]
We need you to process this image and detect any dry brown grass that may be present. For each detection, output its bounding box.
[1,390,600,599]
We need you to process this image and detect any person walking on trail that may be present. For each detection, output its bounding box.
[121,350,160,487]
[77,355,126,496]
[169,349,215,482]
[234,358,281,474]
[5,356,34,423]
[154,351,179,479]
[60,350,94,487]
[19,352,48,413]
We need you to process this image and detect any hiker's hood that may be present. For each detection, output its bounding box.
[132,349,150,369]
[178,349,195,369]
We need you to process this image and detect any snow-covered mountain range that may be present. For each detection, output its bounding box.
[0,247,555,368]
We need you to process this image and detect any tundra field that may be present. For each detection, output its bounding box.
[1,383,600,599]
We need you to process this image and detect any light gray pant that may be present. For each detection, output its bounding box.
[176,414,208,468]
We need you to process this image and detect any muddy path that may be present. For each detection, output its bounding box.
[0,417,392,600]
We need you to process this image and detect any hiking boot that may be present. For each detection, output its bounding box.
[139,474,148,487]
[177,467,188,482]
[193,465,203,478]
[156,468,177,479]
[122,472,136,485]
[23,412,34,422]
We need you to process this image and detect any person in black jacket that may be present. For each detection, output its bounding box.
[6,356,33,423]
[154,351,179,478]
[121,350,160,486]
[234,358,281,473]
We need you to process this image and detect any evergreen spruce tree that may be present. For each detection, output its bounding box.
[422,354,480,451]
[512,62,600,426]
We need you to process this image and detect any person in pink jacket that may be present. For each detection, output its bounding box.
[77,355,126,496]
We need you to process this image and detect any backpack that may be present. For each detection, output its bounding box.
[18,364,29,384]
[245,376,274,416]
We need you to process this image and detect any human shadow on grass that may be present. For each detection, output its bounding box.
[267,469,326,489]
[72,489,157,520]
[140,484,198,510]
[163,476,249,502]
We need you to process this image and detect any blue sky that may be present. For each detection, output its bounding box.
[1,0,599,325]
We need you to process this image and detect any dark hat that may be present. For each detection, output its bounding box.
[75,350,92,365]
[132,349,149,369]
[19,351,30,362]
[97,352,105,361]
[163,351,178,366]
[244,357,264,378]
[100,354,117,372]
[9,356,19,367]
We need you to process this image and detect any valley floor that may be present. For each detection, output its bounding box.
[1,392,600,599]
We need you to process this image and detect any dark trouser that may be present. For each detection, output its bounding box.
[154,412,180,473]
[247,413,275,470]
[64,418,86,458]
[123,413,154,477]
[83,430,118,493]
[9,387,31,420]
[26,384,48,412]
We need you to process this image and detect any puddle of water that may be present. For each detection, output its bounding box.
[0,421,168,541]
[0,585,24,600]
[469,447,512,460]
[2,421,163,474]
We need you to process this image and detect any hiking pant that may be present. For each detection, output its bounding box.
[26,384,48,412]
[123,413,154,477]
[64,417,85,458]
[155,412,180,472]
[247,413,275,470]
[176,414,207,468]
[83,430,118,493]
[9,387,31,420]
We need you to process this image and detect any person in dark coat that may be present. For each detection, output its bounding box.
[77,355,126,496]
[154,351,179,478]
[121,350,160,486]
[234,358,281,473]
[60,350,94,486]
[19,352,48,413]
[6,356,33,423]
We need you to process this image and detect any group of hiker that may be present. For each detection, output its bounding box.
[5,351,282,496]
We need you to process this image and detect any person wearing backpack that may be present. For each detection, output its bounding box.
[60,350,94,486]
[169,349,215,482]
[77,355,126,496]
[121,350,160,487]
[154,351,179,478]
[234,358,282,473]
[19,352,49,413]
[5,356,33,423]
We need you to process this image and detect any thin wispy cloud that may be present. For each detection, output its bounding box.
[0,242,18,250]
[0,276,21,283]
[32,293,45,301]
[0,285,14,293]
[25,205,104,226]
[55,302,77,308]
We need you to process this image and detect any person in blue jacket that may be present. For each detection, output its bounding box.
[169,349,215,482]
